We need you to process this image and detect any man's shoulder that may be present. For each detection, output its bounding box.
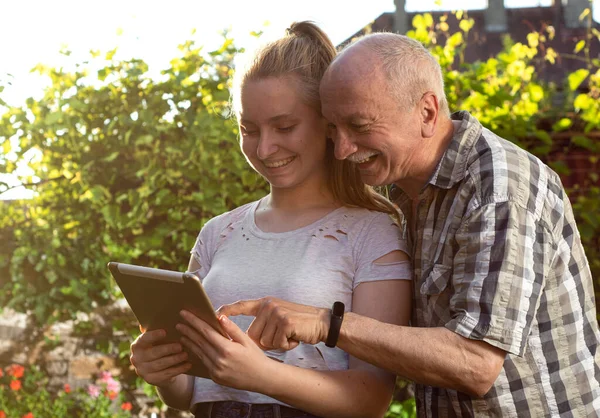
[462,128,559,213]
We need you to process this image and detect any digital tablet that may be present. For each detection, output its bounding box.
[108,261,225,379]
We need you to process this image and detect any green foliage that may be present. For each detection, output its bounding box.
[0,34,268,323]
[386,398,417,418]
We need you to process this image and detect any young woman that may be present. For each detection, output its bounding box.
[129,22,411,418]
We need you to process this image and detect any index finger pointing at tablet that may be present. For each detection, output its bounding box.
[217,299,262,317]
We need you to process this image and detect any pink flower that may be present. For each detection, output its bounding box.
[0,368,4,378]
[87,384,100,398]
[22,413,34,418]
[0,410,6,418]
[64,383,71,393]
[121,402,132,411]
[106,379,121,393]
[98,371,112,382]
[107,390,117,400]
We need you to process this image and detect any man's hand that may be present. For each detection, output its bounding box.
[216,297,330,351]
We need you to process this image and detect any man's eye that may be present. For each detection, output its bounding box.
[327,123,337,130]
[351,123,369,132]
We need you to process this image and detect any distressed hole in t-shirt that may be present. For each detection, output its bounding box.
[390,223,399,228]
[315,346,325,361]
[373,250,407,265]
[335,229,347,235]
[324,235,339,242]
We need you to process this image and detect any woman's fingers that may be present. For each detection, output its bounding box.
[132,341,183,365]
[142,350,189,374]
[145,362,193,387]
[180,336,210,367]
[218,315,249,345]
[133,329,167,347]
[176,322,220,360]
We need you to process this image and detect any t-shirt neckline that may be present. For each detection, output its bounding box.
[247,198,347,240]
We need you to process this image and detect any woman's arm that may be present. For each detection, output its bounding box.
[155,374,195,411]
[258,276,412,418]
[129,328,195,411]
[177,253,412,417]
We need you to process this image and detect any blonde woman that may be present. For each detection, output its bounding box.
[129,22,411,418]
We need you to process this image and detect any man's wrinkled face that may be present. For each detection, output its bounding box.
[320,51,422,187]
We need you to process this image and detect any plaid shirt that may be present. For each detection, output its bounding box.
[391,111,600,417]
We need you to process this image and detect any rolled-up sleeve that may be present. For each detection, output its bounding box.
[446,201,545,357]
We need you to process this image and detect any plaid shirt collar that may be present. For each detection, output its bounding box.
[390,110,483,202]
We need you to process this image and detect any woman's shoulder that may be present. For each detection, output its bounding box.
[201,200,258,235]
[323,206,399,237]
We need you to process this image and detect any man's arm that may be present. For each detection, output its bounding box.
[218,299,506,397]
[338,313,505,397]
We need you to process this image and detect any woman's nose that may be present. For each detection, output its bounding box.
[256,132,279,160]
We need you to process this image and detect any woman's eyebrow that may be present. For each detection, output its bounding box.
[240,113,296,125]
[268,113,294,123]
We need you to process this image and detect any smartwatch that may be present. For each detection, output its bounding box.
[325,301,345,348]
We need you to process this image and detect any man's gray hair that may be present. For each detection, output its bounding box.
[343,32,449,115]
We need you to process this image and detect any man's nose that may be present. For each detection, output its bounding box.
[333,132,358,160]
[257,132,279,160]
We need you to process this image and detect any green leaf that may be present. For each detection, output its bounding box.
[44,111,63,125]
[534,130,552,145]
[136,134,153,145]
[549,160,571,176]
[529,84,544,102]
[103,151,120,162]
[579,8,590,21]
[574,40,586,53]
[572,135,598,152]
[2,139,11,154]
[552,118,573,132]
[568,69,590,91]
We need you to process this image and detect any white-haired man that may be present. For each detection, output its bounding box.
[218,33,600,416]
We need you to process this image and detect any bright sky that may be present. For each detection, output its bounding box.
[0,0,598,199]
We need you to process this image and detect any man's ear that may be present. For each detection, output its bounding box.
[420,92,439,138]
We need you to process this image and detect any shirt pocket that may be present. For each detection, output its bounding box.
[419,264,453,325]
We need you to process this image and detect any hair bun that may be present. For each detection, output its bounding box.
[286,21,318,39]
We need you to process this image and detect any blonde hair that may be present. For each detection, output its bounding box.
[232,21,400,217]
[344,32,449,115]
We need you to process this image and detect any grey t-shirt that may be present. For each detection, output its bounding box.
[189,199,410,407]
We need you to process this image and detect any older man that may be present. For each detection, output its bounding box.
[220,33,600,416]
